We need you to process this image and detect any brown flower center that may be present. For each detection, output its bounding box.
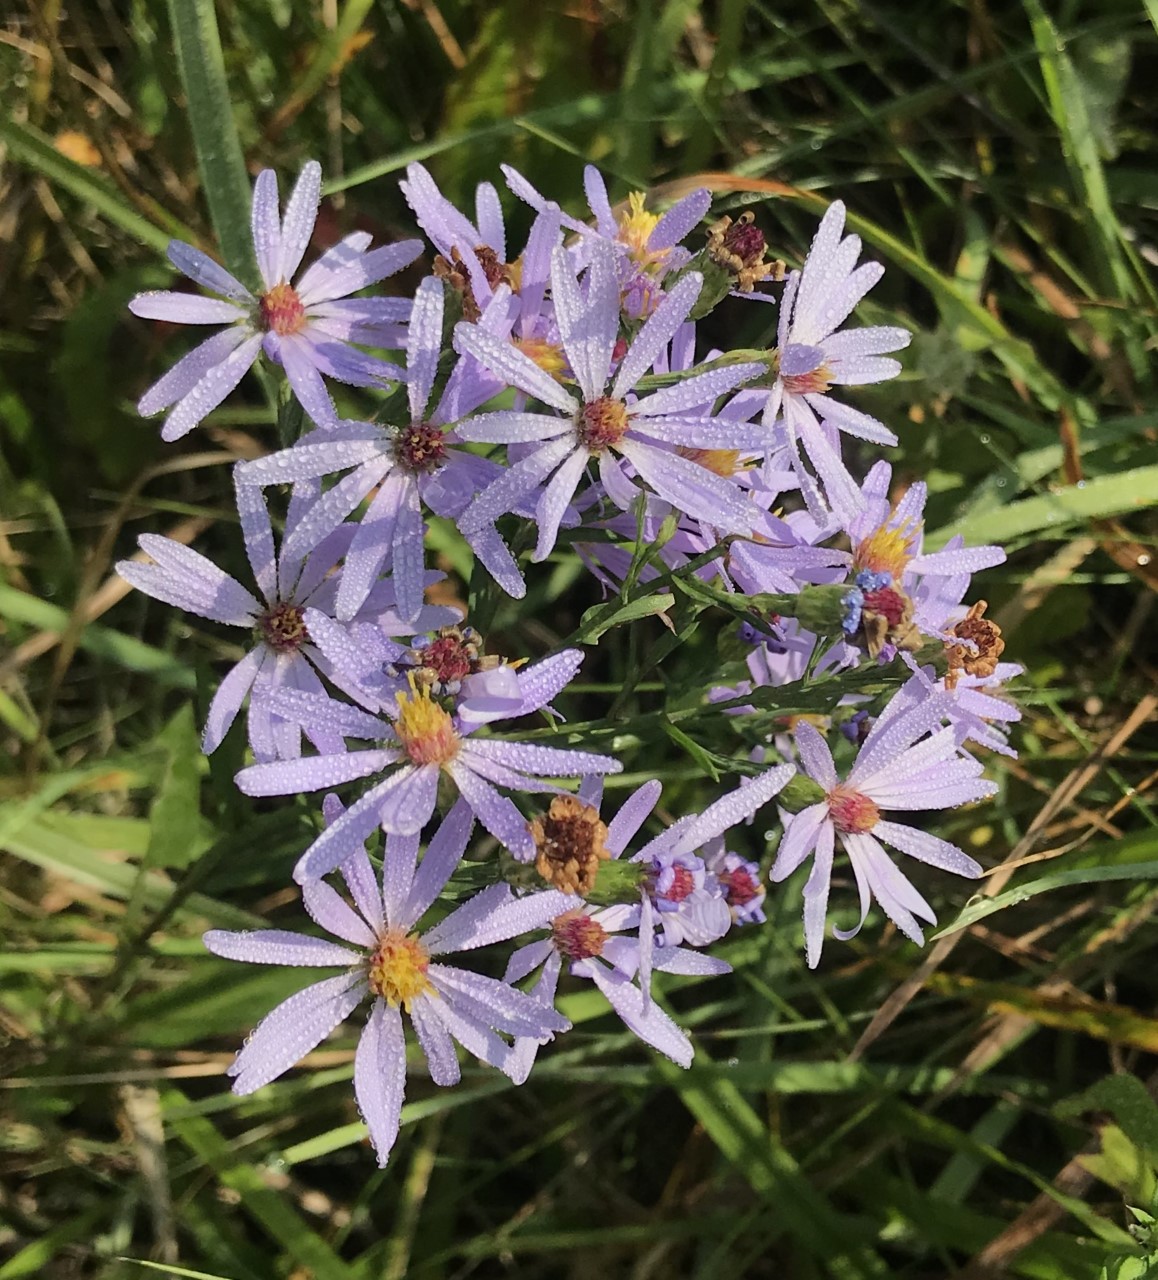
[258,282,307,336]
[576,396,630,453]
[551,908,608,960]
[945,601,1005,690]
[531,796,611,896]
[394,421,448,474]
[827,784,880,835]
[433,245,518,323]
[706,211,784,292]
[257,602,309,653]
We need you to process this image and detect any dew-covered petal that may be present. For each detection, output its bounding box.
[873,821,983,878]
[129,292,249,324]
[409,994,461,1086]
[447,761,534,860]
[292,769,411,883]
[354,999,407,1167]
[580,963,692,1068]
[429,966,569,1038]
[426,888,578,956]
[279,160,322,284]
[553,240,617,401]
[137,327,251,417]
[605,780,662,856]
[649,188,710,251]
[794,719,838,788]
[201,648,264,753]
[666,764,795,858]
[399,798,475,929]
[303,879,378,947]
[378,763,439,836]
[166,240,253,303]
[298,240,424,307]
[632,363,766,418]
[407,276,444,421]
[280,334,339,428]
[458,438,574,532]
[802,818,835,968]
[612,272,703,400]
[617,437,756,533]
[161,333,264,440]
[120,535,259,624]
[532,446,589,562]
[453,322,577,414]
[464,738,622,779]
[204,928,361,967]
[237,748,398,798]
[770,802,829,882]
[229,973,365,1094]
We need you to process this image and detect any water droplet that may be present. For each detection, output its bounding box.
[810,139,822,151]
[1138,554,1152,566]
[727,1056,740,1068]
[1076,480,1086,489]
[995,478,1006,488]
[979,434,991,445]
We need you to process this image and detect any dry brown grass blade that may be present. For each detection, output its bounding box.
[848,691,1158,1062]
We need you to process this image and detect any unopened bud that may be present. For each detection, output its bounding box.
[776,773,827,813]
[583,858,649,907]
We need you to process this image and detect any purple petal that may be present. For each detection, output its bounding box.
[553,240,617,401]
[161,333,264,440]
[452,323,577,414]
[129,292,248,324]
[250,169,283,291]
[298,240,423,307]
[377,764,439,837]
[281,460,389,566]
[230,974,365,1094]
[335,472,405,622]
[355,999,407,1167]
[802,818,835,968]
[407,276,444,420]
[234,475,277,604]
[633,364,766,418]
[201,648,263,753]
[137,327,251,417]
[447,761,534,860]
[303,879,378,946]
[280,335,339,428]
[454,409,571,445]
[166,241,253,303]
[400,798,475,929]
[425,887,577,956]
[649,188,710,251]
[429,965,569,1037]
[873,821,983,878]
[794,720,838,788]
[204,928,361,967]
[293,772,410,883]
[458,438,575,532]
[237,749,399,799]
[606,780,662,855]
[513,649,584,715]
[463,738,622,779]
[280,161,322,284]
[612,272,703,400]
[533,447,589,561]
[582,963,692,1067]
[770,803,828,882]
[409,994,461,1085]
[617,437,756,533]
[669,765,795,856]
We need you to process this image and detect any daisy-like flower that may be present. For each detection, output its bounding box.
[703,839,767,926]
[503,163,709,316]
[762,201,910,519]
[771,693,994,967]
[129,161,422,438]
[236,276,528,621]
[452,239,769,561]
[234,649,621,880]
[836,461,1006,659]
[115,476,452,759]
[507,766,793,1070]
[203,798,573,1167]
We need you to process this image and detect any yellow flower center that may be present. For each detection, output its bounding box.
[676,447,748,477]
[617,193,667,273]
[393,680,460,766]
[515,336,568,379]
[854,515,921,581]
[367,929,434,1009]
[258,282,307,336]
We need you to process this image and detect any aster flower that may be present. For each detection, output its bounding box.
[115,476,451,759]
[762,201,910,518]
[507,765,793,1070]
[771,694,994,967]
[203,798,573,1166]
[130,161,422,438]
[503,163,709,317]
[703,839,767,925]
[234,649,621,880]
[236,276,529,620]
[452,239,769,561]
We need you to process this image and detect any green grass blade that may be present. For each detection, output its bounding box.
[166,0,257,286]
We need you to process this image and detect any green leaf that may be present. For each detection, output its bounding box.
[1059,1076,1158,1161]
[927,466,1158,548]
[576,590,675,643]
[166,0,257,286]
[145,706,212,871]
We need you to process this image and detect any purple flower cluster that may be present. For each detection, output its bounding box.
[120,158,1017,1165]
